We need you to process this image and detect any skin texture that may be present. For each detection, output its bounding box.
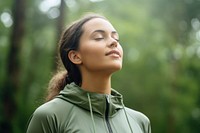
[68,18,123,94]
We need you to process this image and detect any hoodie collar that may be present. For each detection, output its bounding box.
[57,82,124,117]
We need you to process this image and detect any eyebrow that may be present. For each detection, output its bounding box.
[92,30,118,35]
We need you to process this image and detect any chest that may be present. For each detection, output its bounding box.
[58,107,144,133]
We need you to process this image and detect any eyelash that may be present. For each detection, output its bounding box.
[94,38,120,42]
[115,39,120,42]
[94,38,104,41]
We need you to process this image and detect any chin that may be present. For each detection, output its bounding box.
[110,64,122,72]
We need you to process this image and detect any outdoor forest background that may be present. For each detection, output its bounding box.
[0,0,200,133]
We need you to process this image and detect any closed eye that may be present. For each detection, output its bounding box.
[94,38,104,41]
[115,38,120,42]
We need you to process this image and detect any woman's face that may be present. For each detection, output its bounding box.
[77,18,123,74]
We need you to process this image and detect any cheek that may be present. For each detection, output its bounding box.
[79,43,104,61]
[118,45,123,58]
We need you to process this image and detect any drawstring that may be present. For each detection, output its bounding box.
[122,103,134,133]
[87,93,133,133]
[87,93,96,133]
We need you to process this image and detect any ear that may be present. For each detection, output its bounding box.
[68,50,82,65]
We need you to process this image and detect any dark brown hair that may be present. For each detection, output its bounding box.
[46,14,106,102]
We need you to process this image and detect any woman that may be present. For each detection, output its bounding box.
[26,13,151,133]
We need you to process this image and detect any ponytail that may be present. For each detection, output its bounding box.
[45,71,68,102]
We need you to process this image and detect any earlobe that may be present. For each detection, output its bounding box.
[68,50,82,65]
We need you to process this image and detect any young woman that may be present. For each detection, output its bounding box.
[26,13,151,133]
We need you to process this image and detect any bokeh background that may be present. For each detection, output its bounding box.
[1,0,200,132]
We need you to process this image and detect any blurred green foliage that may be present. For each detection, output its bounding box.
[0,0,200,132]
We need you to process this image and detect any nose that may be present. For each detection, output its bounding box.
[108,38,118,48]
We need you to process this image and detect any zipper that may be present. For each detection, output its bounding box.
[105,96,113,133]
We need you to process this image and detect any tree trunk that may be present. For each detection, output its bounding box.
[0,0,25,132]
[53,0,66,71]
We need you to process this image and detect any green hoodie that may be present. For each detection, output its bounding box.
[26,82,151,133]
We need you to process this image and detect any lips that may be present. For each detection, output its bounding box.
[105,49,121,57]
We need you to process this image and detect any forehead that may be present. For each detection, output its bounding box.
[82,18,117,34]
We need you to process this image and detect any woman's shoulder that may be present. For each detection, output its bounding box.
[27,98,74,132]
[33,98,74,118]
[124,107,151,133]
[125,107,150,125]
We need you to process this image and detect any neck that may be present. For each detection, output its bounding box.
[81,72,112,94]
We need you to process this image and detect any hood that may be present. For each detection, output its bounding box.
[56,82,124,117]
